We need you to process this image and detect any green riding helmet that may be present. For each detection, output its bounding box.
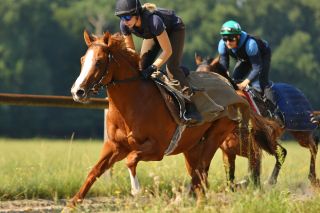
[220,20,242,35]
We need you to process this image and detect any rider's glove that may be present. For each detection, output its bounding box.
[141,64,157,79]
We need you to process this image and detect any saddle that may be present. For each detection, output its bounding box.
[242,87,274,117]
[153,75,223,126]
[243,83,317,131]
[151,70,249,127]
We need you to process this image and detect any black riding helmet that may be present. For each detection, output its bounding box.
[115,0,142,16]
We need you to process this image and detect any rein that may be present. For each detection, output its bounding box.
[90,43,143,91]
[106,50,143,88]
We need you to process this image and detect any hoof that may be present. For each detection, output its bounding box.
[225,183,236,192]
[61,206,76,213]
[311,178,320,187]
[267,178,277,185]
[131,188,141,196]
[235,179,249,189]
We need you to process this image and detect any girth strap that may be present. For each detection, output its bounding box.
[164,124,186,155]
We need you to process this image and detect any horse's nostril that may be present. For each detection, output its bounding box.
[76,89,85,97]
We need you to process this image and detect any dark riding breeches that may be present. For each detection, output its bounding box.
[232,51,271,92]
[139,29,191,94]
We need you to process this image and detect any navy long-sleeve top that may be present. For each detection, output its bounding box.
[218,31,268,82]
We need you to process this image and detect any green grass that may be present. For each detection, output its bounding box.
[1,138,320,212]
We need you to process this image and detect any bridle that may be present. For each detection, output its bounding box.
[88,42,143,93]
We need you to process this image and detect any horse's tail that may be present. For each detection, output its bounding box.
[249,110,282,155]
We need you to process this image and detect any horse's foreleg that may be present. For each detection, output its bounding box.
[125,139,164,196]
[268,144,286,185]
[126,151,141,195]
[68,141,127,207]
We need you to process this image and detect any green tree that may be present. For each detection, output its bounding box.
[272,31,319,103]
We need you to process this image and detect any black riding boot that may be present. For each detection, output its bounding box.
[184,101,203,124]
[182,87,203,124]
[264,87,284,126]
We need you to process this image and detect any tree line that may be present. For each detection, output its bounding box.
[0,0,319,138]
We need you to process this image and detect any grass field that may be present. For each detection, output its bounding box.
[1,138,320,212]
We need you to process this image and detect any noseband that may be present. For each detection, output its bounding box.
[89,43,143,93]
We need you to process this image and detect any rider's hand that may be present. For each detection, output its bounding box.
[141,64,157,79]
[237,79,250,90]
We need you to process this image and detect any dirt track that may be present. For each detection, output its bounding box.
[0,185,317,213]
[0,197,114,213]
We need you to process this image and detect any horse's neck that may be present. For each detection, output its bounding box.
[107,57,165,124]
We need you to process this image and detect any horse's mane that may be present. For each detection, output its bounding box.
[108,33,140,70]
[208,55,239,90]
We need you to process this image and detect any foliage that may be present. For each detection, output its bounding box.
[0,0,319,137]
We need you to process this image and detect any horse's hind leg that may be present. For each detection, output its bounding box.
[221,150,236,189]
[268,144,287,185]
[291,131,319,185]
[183,142,208,198]
[68,141,127,207]
[183,118,236,201]
[247,147,262,186]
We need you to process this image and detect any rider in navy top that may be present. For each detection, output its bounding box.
[115,0,202,124]
[218,20,271,92]
[218,20,280,119]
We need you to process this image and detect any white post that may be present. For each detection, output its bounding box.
[104,108,108,141]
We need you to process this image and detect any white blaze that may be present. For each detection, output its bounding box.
[73,49,95,91]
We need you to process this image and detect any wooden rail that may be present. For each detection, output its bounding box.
[0,93,108,109]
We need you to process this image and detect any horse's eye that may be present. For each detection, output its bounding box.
[95,59,103,67]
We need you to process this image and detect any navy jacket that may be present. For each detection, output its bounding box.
[218,31,270,82]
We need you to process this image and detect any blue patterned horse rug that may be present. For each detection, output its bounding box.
[272,83,317,131]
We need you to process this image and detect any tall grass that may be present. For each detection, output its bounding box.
[1,138,320,212]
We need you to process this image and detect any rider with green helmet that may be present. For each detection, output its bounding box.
[218,20,280,120]
[218,21,275,99]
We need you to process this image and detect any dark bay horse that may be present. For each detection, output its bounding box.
[219,94,284,187]
[195,54,320,186]
[195,54,285,186]
[67,31,275,208]
[311,111,320,125]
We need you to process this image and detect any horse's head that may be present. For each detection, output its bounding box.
[195,53,223,73]
[71,31,112,103]
[71,30,140,103]
[195,53,238,90]
[195,53,214,72]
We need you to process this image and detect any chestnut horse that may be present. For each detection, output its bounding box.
[195,54,320,186]
[67,31,276,208]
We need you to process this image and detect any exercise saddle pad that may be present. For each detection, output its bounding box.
[272,83,316,131]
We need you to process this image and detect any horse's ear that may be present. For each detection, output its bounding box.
[103,32,111,46]
[195,53,203,65]
[84,30,95,46]
[210,55,220,66]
